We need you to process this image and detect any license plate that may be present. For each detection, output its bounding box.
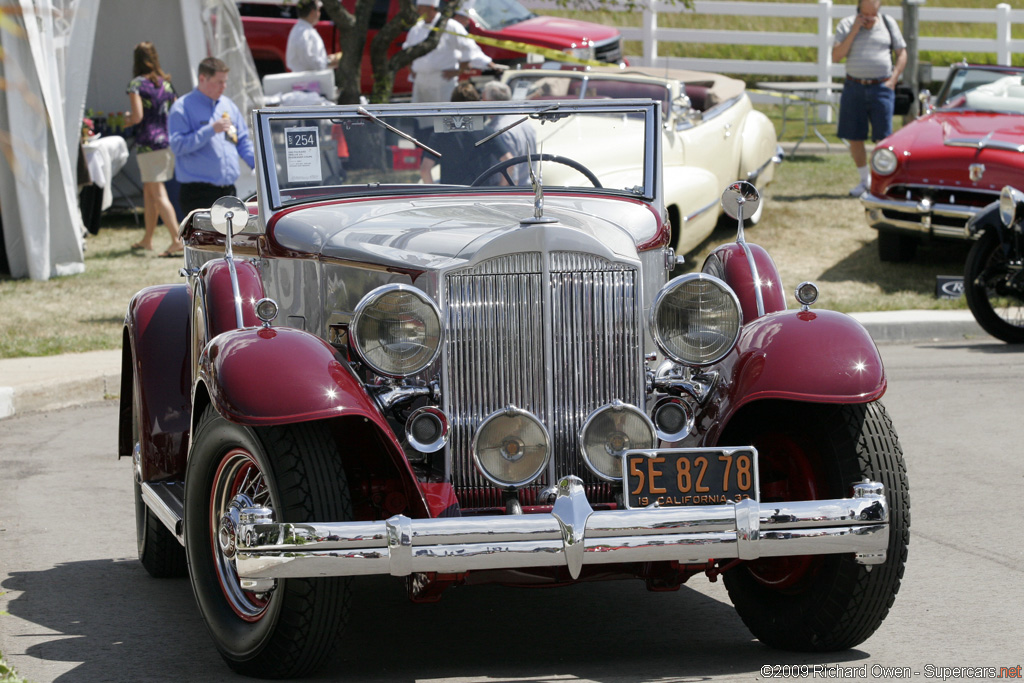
[622,447,759,509]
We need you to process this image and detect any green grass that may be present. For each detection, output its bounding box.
[0,214,183,358]
[680,152,971,314]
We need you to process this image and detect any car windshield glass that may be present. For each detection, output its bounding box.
[466,0,534,30]
[951,74,1024,114]
[506,73,671,113]
[258,101,654,209]
[941,68,1024,106]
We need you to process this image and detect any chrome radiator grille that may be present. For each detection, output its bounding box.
[444,251,642,509]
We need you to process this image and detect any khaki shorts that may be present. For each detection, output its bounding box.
[136,147,175,183]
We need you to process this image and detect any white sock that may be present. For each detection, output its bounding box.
[858,165,870,184]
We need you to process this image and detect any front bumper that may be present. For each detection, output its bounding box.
[227,476,889,585]
[862,192,978,239]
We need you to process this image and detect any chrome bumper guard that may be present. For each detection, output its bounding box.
[231,476,888,584]
[861,192,977,238]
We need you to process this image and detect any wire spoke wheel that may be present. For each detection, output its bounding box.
[210,449,274,621]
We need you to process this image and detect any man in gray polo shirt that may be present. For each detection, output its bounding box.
[833,0,906,197]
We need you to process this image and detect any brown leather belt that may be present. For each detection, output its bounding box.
[846,75,889,85]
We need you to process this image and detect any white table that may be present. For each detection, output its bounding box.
[754,81,843,154]
[82,135,129,210]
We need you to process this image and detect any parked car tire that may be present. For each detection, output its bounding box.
[720,400,909,651]
[964,229,1024,343]
[877,230,917,262]
[184,406,352,679]
[132,374,187,578]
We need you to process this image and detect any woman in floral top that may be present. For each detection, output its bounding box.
[125,42,181,256]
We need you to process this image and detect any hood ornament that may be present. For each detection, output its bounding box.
[520,147,557,226]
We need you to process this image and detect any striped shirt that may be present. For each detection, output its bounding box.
[834,14,906,80]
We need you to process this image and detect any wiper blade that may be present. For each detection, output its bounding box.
[356,106,441,158]
[475,104,561,147]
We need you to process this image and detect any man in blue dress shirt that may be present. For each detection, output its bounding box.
[168,57,255,215]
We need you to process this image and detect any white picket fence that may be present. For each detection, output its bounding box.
[522,0,1024,84]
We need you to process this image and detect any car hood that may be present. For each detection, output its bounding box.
[270,195,656,272]
[487,15,619,47]
[882,111,1024,182]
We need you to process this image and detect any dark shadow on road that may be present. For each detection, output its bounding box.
[3,561,872,683]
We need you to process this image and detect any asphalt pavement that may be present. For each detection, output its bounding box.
[0,309,988,420]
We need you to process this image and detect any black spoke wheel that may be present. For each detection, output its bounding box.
[470,153,602,187]
[185,406,352,678]
[133,371,186,578]
[720,401,909,651]
[964,229,1024,343]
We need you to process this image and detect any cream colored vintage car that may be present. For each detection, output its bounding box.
[500,65,782,255]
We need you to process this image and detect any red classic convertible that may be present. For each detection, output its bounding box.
[122,98,908,678]
[863,63,1024,261]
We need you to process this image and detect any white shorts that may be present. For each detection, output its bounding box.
[136,147,175,183]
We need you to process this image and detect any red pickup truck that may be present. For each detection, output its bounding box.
[238,0,623,96]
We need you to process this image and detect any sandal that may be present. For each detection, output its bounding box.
[131,242,152,250]
[158,249,184,258]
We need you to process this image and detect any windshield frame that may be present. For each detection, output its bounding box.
[253,99,661,214]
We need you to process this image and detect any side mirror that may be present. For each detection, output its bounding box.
[721,181,761,244]
[209,196,247,236]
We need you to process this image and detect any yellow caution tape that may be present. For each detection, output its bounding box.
[437,26,612,69]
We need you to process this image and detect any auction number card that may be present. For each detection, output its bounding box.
[285,126,322,183]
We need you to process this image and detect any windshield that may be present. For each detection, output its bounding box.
[939,67,1024,107]
[505,73,672,113]
[256,101,657,210]
[459,0,534,30]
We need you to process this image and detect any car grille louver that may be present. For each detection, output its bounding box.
[444,251,642,509]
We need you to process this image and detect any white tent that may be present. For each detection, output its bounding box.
[0,0,262,280]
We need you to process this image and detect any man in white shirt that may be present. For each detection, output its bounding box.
[402,0,467,103]
[286,0,342,73]
[453,1,506,75]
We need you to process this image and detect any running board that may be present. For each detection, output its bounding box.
[141,481,185,545]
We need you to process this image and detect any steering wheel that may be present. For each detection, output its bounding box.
[470,153,602,188]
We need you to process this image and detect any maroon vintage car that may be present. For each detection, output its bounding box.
[239,0,622,96]
[862,63,1024,261]
[122,99,908,678]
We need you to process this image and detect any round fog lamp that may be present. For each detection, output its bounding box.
[580,401,656,481]
[406,406,449,454]
[650,274,741,366]
[351,284,443,378]
[650,396,694,443]
[472,407,550,488]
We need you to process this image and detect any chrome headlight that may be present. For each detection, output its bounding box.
[351,284,442,378]
[565,42,595,61]
[999,185,1024,227]
[580,401,656,481]
[871,147,898,176]
[649,274,741,366]
[472,407,550,489]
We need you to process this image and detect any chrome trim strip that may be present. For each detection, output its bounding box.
[234,476,889,581]
[946,136,1024,152]
[140,482,185,545]
[745,145,783,184]
[683,198,719,223]
[738,241,765,318]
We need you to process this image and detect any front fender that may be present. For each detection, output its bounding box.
[965,198,1000,238]
[198,325,431,518]
[739,109,780,188]
[120,284,192,481]
[717,309,885,430]
[662,165,720,253]
[200,325,379,426]
[704,242,787,322]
